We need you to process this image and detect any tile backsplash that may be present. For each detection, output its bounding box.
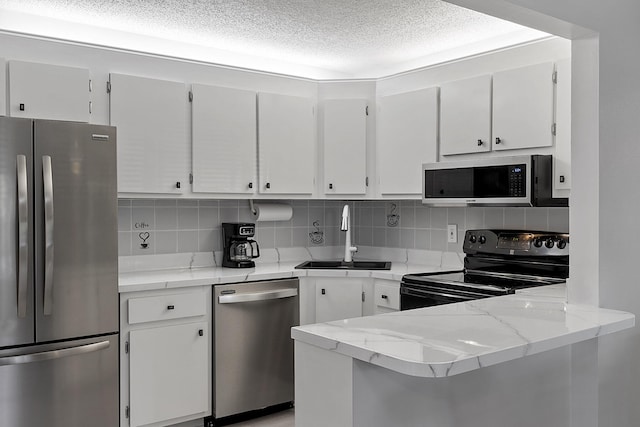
[118,199,569,256]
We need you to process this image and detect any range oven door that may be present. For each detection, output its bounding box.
[400,284,493,310]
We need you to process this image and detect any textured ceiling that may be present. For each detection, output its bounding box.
[0,0,549,79]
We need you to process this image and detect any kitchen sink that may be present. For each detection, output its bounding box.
[295,260,391,270]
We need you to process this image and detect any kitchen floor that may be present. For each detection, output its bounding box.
[228,409,294,427]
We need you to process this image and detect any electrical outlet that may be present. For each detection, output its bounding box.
[447,224,458,243]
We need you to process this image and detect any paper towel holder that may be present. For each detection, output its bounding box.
[249,199,257,215]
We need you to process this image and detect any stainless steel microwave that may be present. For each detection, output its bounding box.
[422,155,568,207]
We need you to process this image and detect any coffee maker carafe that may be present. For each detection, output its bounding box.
[222,223,260,268]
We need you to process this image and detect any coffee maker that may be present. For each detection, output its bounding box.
[221,222,260,268]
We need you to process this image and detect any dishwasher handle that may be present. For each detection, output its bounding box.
[218,287,298,304]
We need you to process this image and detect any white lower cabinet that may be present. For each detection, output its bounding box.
[300,277,400,323]
[315,279,363,323]
[300,278,365,324]
[120,286,211,427]
[130,323,209,427]
[373,280,400,314]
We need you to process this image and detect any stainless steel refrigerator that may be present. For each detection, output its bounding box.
[0,117,119,427]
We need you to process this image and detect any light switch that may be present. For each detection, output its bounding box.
[447,224,458,243]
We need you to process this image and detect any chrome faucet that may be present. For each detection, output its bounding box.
[341,204,358,263]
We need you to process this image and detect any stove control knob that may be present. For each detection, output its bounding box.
[533,238,543,248]
[545,238,555,249]
[469,234,477,243]
[479,235,487,245]
[557,239,567,249]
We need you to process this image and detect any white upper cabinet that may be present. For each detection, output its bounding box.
[8,60,89,122]
[323,99,367,195]
[492,62,554,151]
[440,74,492,155]
[191,84,257,194]
[109,73,189,194]
[554,59,571,195]
[377,87,438,195]
[257,92,316,195]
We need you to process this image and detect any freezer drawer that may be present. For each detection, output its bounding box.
[0,334,119,427]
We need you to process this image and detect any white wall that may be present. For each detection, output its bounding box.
[445,2,640,426]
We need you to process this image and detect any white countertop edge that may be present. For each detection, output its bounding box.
[118,261,453,292]
[291,296,635,378]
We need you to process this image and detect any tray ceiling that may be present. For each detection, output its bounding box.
[0,0,550,79]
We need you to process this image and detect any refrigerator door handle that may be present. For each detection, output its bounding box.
[16,155,29,318]
[42,155,54,316]
[0,340,110,366]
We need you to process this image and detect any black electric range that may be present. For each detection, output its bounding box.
[400,229,569,310]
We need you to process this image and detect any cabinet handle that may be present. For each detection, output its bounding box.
[477,139,483,146]
[329,183,333,190]
[167,305,175,310]
[495,137,502,145]
[266,182,271,189]
[248,182,253,189]
[198,329,204,337]
[321,288,326,295]
[19,103,25,111]
[176,182,181,189]
[381,295,388,300]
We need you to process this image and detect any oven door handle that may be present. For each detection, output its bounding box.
[400,286,481,301]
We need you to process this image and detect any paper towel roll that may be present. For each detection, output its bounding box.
[252,203,293,222]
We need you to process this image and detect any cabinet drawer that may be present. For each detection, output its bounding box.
[128,292,207,325]
[374,283,400,311]
[373,283,400,310]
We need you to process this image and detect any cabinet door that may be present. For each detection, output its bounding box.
[374,281,400,314]
[8,60,89,122]
[257,92,315,195]
[377,87,438,195]
[129,322,209,427]
[110,73,189,194]
[492,62,554,151]
[440,74,492,155]
[315,280,362,323]
[191,84,257,194]
[323,99,367,195]
[554,59,571,195]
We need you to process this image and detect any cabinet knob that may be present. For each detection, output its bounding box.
[266,182,271,189]
[167,305,175,310]
[381,295,388,300]
[477,139,483,146]
[198,329,204,337]
[248,182,253,189]
[176,182,181,189]
[329,183,333,190]
[495,137,502,145]
[321,288,326,295]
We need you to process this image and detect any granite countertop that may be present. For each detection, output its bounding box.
[291,284,635,378]
[118,261,453,292]
[118,247,464,293]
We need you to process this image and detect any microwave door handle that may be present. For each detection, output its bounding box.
[16,155,28,318]
[42,156,54,316]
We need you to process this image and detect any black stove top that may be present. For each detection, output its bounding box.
[400,229,569,310]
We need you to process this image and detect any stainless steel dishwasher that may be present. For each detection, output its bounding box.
[210,278,299,423]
